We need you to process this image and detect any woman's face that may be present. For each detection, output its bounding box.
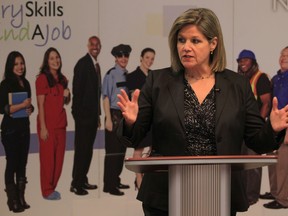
[177,24,217,71]
[115,54,129,69]
[13,56,25,77]
[140,51,155,70]
[238,58,253,73]
[48,51,61,73]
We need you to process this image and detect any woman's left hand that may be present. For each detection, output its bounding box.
[63,88,70,97]
[270,97,288,132]
[26,105,34,116]
[63,88,71,104]
[117,89,140,126]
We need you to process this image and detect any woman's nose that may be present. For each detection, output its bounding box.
[183,42,191,52]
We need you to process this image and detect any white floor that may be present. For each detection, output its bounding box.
[0,149,287,216]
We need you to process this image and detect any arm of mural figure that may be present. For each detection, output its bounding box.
[63,88,71,105]
[103,96,112,131]
[10,98,31,114]
[259,92,272,119]
[37,94,49,141]
[26,103,34,116]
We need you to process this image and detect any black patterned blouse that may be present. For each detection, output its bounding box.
[184,78,217,156]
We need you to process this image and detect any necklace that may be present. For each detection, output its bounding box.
[185,72,215,80]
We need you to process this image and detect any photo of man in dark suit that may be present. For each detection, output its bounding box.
[70,36,102,195]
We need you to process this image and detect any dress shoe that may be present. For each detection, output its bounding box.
[118,183,130,189]
[259,192,274,200]
[70,186,88,196]
[103,187,124,196]
[263,200,288,209]
[82,183,97,190]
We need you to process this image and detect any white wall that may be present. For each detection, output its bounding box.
[98,0,234,72]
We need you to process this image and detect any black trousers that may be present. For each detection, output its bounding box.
[1,128,30,185]
[143,203,168,216]
[103,109,127,190]
[71,118,98,187]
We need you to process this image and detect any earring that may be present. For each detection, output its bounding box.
[210,50,214,55]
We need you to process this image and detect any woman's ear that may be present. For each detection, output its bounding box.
[210,37,218,51]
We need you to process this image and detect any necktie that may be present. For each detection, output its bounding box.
[95,63,101,94]
[95,63,100,73]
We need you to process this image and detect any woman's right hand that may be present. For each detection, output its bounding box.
[117,89,140,126]
[40,127,49,141]
[22,98,31,108]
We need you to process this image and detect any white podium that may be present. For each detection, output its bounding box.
[125,155,277,216]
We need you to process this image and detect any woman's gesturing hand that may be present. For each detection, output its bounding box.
[117,89,140,126]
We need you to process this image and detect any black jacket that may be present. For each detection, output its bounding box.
[0,78,32,132]
[71,53,101,122]
[118,67,281,212]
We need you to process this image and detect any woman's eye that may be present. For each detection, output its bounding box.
[191,38,200,44]
[177,37,185,43]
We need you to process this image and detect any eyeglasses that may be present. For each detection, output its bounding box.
[116,53,129,58]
